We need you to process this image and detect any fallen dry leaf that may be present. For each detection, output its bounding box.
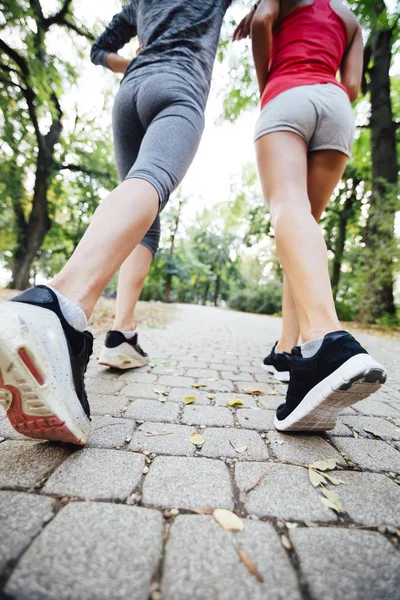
[153,388,167,396]
[227,398,244,407]
[192,383,206,389]
[190,432,205,447]
[308,468,327,488]
[241,386,265,396]
[207,393,216,400]
[281,535,292,551]
[323,473,346,486]
[207,377,219,382]
[213,508,244,532]
[321,487,343,513]
[362,425,384,439]
[236,548,264,583]
[268,390,277,396]
[309,459,338,472]
[230,441,248,453]
[184,397,197,405]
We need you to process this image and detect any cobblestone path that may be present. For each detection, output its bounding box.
[1,304,400,599]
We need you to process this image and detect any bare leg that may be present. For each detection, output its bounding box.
[113,244,153,331]
[49,179,159,319]
[256,132,348,343]
[276,154,342,350]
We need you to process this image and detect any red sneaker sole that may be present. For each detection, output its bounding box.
[0,375,84,446]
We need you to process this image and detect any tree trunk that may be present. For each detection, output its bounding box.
[164,275,172,303]
[359,21,398,322]
[214,275,220,307]
[331,190,357,299]
[202,280,210,305]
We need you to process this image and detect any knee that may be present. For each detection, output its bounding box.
[269,194,312,231]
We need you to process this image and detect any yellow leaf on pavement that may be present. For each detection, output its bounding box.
[227,398,244,407]
[190,432,205,447]
[308,468,327,488]
[241,386,265,396]
[321,487,343,513]
[213,508,244,532]
[309,459,338,471]
[184,397,197,405]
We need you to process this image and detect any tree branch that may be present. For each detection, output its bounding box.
[44,0,73,28]
[0,39,28,75]
[60,163,109,178]
[58,19,95,41]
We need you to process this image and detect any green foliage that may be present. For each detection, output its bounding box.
[229,279,283,315]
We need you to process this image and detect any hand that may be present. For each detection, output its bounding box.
[232,9,255,41]
[106,53,131,74]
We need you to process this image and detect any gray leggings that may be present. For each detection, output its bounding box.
[112,73,205,256]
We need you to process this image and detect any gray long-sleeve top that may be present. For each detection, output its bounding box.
[91,0,232,109]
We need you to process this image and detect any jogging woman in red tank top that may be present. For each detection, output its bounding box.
[233,1,387,432]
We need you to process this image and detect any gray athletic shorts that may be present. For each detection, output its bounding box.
[112,72,205,255]
[254,83,355,157]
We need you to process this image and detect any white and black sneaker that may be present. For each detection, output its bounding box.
[274,331,387,432]
[262,342,291,382]
[0,285,93,445]
[99,331,149,370]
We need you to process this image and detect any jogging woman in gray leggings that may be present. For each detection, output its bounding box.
[88,0,239,369]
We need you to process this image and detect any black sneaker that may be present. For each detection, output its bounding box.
[262,342,291,382]
[0,285,92,445]
[274,331,387,432]
[99,330,149,369]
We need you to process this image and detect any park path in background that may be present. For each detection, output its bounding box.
[1,303,400,599]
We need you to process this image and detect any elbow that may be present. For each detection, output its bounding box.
[90,44,99,65]
[344,81,360,103]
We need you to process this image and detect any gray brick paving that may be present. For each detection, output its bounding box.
[43,449,145,501]
[332,438,400,472]
[268,432,343,464]
[341,415,400,441]
[290,528,400,600]
[200,427,269,460]
[0,441,72,489]
[129,423,195,456]
[90,393,129,417]
[86,416,135,449]
[5,503,163,600]
[162,516,301,600]
[2,304,400,599]
[182,405,233,427]
[0,492,52,575]
[235,463,337,522]
[125,398,180,422]
[143,456,233,510]
[324,471,400,527]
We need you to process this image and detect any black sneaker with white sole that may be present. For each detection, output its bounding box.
[0,285,93,445]
[99,330,149,370]
[262,342,291,382]
[274,330,387,432]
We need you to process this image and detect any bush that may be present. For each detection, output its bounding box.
[229,280,283,315]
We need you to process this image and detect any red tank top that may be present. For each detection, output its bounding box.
[261,0,348,108]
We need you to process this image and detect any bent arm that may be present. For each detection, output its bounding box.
[340,24,363,102]
[90,3,137,72]
[251,0,279,95]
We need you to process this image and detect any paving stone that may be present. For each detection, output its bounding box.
[325,419,353,437]
[0,492,53,575]
[196,379,236,393]
[235,463,336,522]
[0,413,25,440]
[5,502,163,600]
[236,409,276,431]
[290,528,400,600]
[187,369,219,379]
[85,365,121,379]
[341,415,400,441]
[324,471,400,527]
[162,516,300,600]
[209,362,235,371]
[0,441,72,489]
[332,438,400,472]
[214,392,257,408]
[85,378,126,395]
[158,375,195,388]
[178,361,209,369]
[168,387,210,405]
[86,417,135,449]
[122,383,169,400]
[143,456,233,510]
[355,399,400,417]
[182,405,233,427]
[151,366,186,376]
[43,449,145,500]
[268,432,343,464]
[339,407,358,416]
[118,371,158,384]
[129,423,195,456]
[199,427,268,460]
[125,399,180,422]
[90,394,129,417]
[221,371,255,382]
[259,393,288,409]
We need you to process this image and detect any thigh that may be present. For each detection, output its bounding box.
[112,83,145,181]
[255,131,309,216]
[307,150,348,220]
